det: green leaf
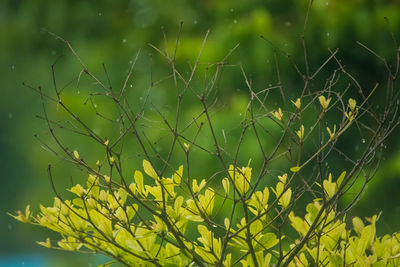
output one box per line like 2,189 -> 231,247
255,233 -> 279,251
98,260 -> 117,267
289,212 -> 308,236
306,202 -> 320,223
328,255 -> 343,266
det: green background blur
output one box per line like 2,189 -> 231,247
1,0 -> 400,266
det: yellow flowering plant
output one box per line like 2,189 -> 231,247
11,5 -> 400,266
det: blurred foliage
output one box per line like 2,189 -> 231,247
1,0 -> 400,265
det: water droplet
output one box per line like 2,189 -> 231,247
233,19 -> 238,24
326,32 -> 330,37
11,65 -> 15,70
212,224 -> 217,228
361,139 -> 365,143
122,39 -> 127,44
230,8 -> 234,12
194,20 -> 198,25
139,97 -> 143,100
130,84 -> 133,88
326,2 -> 329,5
268,84 -> 272,87
51,50 -> 57,55
236,88 -> 240,92
94,104 -> 97,108
239,113 -> 242,116
8,113 -> 13,119
77,90 -> 80,94
285,21 -> 291,27
98,12 -> 102,16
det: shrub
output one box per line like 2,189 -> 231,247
11,161 -> 400,266
10,14 -> 400,267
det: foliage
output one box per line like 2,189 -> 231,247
289,202 -> 400,267
10,161 -> 400,266
7,1 -> 400,266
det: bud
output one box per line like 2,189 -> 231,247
348,98 -> 356,111
318,95 -> 331,110
73,150 -> 80,159
272,108 -> 283,121
291,98 -> 301,110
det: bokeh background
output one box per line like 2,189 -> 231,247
1,0 -> 400,266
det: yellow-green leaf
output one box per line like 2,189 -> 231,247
143,160 -> 158,179
352,217 -> 365,236
173,165 -> 183,184
336,171 -> 346,189
255,233 -> 279,251
290,166 -> 301,173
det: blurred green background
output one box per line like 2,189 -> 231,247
1,0 -> 400,266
